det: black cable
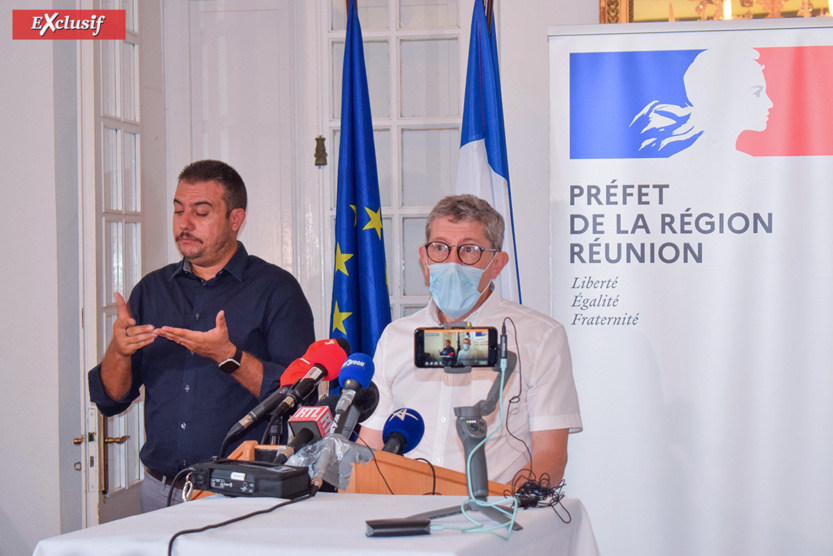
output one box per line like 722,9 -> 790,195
354,435 -> 397,495
413,457 -> 440,495
505,471 -> 571,524
167,493 -> 311,556
500,317 -> 533,464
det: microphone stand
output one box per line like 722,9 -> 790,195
406,351 -> 522,531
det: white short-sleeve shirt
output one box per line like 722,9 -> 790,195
364,289 -> 582,485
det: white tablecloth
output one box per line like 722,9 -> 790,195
34,493 -> 600,556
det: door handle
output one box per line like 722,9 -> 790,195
104,435 -> 130,445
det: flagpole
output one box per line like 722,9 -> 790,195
486,0 -> 494,33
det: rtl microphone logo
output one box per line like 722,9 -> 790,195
13,10 -> 126,40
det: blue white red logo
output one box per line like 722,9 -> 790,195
570,46 -> 833,158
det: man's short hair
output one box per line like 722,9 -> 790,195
425,194 -> 504,250
178,160 -> 247,214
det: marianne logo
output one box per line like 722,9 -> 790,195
13,10 -> 126,40
570,46 -> 833,158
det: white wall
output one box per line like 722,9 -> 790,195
0,2 -> 73,553
499,1 -> 599,315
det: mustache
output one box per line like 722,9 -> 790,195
176,232 -> 202,243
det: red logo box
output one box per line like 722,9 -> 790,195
13,10 -> 126,40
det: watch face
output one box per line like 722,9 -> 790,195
219,348 -> 242,373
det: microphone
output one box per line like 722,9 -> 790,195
335,381 -> 379,441
274,401 -> 336,465
270,338 -> 348,421
382,408 -> 425,455
223,338 -> 348,442
223,358 -> 310,443
330,353 -> 375,437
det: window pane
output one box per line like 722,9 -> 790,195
400,38 -> 459,117
333,40 -> 390,120
106,414 -> 127,490
375,128 -> 392,207
103,127 -> 122,211
332,128 -> 392,209
101,40 -> 119,118
399,0 -> 458,29
403,217 -> 428,296
402,305 -> 424,317
122,42 -> 139,122
332,0 -> 389,31
124,222 -> 141,297
123,132 -> 140,212
401,127 -> 459,206
103,310 -> 117,359
125,0 -> 138,33
383,217 -> 394,295
105,220 -> 124,303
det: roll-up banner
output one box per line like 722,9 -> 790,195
549,19 -> 833,555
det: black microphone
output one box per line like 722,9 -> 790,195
223,358 -> 310,444
222,338 -> 349,445
335,381 -> 379,440
382,408 -> 425,455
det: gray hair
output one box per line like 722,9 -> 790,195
425,194 -> 504,250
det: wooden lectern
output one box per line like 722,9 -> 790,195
346,449 -> 509,496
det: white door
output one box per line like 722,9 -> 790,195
80,0 -> 167,525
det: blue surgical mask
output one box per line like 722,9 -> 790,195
428,260 -> 491,319
462,344 -> 470,351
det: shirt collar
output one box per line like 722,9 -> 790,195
170,241 -> 248,282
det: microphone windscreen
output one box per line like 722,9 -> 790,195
334,337 -> 351,355
306,340 -> 348,380
338,353 -> 375,389
382,408 -> 425,454
353,381 -> 380,422
279,358 -> 313,387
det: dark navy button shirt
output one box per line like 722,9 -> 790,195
88,243 -> 315,476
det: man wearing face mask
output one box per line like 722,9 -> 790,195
361,195 -> 582,485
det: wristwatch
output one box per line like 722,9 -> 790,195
219,346 -> 243,374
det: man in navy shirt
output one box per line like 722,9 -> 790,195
88,160 -> 315,512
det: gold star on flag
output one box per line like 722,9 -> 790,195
334,243 -> 353,276
363,206 -> 383,240
331,302 -> 352,335
350,204 -> 357,226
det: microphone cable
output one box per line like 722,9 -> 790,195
165,467 -> 196,508
506,470 -> 571,524
166,493 -> 312,556
500,316 -> 533,464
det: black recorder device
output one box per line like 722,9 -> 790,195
189,459 -> 310,499
414,326 -> 498,369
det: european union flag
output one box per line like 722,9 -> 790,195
330,0 -> 391,356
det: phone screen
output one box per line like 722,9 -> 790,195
414,327 -> 498,368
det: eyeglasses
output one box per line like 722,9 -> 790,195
423,242 -> 499,265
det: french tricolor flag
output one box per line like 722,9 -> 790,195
456,0 -> 521,303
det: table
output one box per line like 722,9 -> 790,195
34,493 -> 600,556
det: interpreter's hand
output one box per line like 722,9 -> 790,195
156,310 -> 236,364
112,292 -> 156,357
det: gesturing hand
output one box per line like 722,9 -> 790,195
156,310 -> 236,364
113,292 -> 156,357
